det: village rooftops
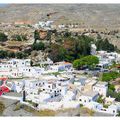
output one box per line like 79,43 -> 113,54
39,75 -> 58,81
82,90 -> 99,98
86,79 -> 97,86
95,81 -> 108,87
55,61 -> 72,65
105,97 -> 115,103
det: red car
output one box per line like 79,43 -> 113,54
0,77 -> 10,96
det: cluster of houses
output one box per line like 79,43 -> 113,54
33,21 -> 54,30
0,59 -> 73,79
0,45 -> 120,115
33,20 -> 83,30
0,59 -> 120,116
91,44 -> 120,70
4,71 -> 119,116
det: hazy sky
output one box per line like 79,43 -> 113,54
0,4 -> 8,7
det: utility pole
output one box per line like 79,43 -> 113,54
22,82 -> 26,102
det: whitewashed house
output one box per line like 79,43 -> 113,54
11,81 -> 24,93
0,63 -> 23,78
91,44 -> 97,55
62,90 -> 76,101
7,59 -> 31,68
106,104 -> 119,115
18,67 -> 44,78
84,101 -> 103,111
0,63 -> 11,77
93,81 -> 108,97
78,91 -> 99,105
105,96 -> 115,105
10,68 -> 23,78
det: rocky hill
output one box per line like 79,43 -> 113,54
0,3 -> 120,62
0,4 -> 120,29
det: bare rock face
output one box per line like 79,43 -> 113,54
39,29 -> 48,40
29,50 -> 48,65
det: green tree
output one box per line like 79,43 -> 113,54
0,50 -> 8,59
48,43 -> 67,62
15,52 -> 27,59
34,30 -> 40,43
97,95 -> 104,103
95,38 -> 115,52
108,83 -> 115,91
8,51 -> 15,58
12,34 -> 27,41
0,32 -> 8,42
32,42 -> 45,51
102,72 -> 120,82
73,59 -> 85,70
73,55 -> 99,70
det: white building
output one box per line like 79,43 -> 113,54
106,104 -> 119,115
93,81 -> 108,97
18,67 -> 44,78
84,101 -> 103,111
62,90 -> 76,101
78,91 -> 99,105
91,44 -> 97,55
7,59 -> 31,68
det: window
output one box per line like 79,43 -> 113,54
79,99 -> 82,101
113,110 -> 115,113
48,85 -> 50,88
84,100 -> 86,102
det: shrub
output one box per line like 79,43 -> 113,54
0,32 -> 8,42
11,34 -> 27,41
32,42 -> 45,51
15,52 -> 27,59
102,72 -> 120,82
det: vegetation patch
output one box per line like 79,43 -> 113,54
80,107 -> 94,116
73,55 -> 99,70
102,71 -> 120,82
0,101 -> 5,115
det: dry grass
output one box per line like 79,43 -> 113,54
80,107 -> 95,116
35,109 -> 56,116
0,101 -> 5,115
14,103 -> 56,116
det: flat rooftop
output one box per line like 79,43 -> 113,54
82,91 -> 98,98
95,81 -> 108,87
3,92 -> 22,97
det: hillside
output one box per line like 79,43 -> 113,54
0,4 -> 120,62
0,4 -> 120,29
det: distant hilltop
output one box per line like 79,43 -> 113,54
0,4 -> 120,29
